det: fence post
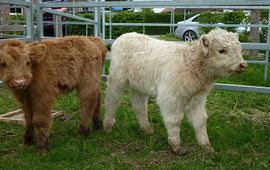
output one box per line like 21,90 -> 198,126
36,0 -> 44,40
25,0 -> 34,41
109,7 -> 112,39
264,6 -> 270,80
94,0 -> 101,37
102,0 -> 106,39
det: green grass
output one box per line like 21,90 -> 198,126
1,65 -> 270,169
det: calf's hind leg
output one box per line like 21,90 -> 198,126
130,89 -> 153,134
78,82 -> 99,138
92,90 -> 102,130
103,76 -> 126,132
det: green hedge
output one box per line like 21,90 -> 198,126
197,11 -> 246,33
67,12 -> 195,38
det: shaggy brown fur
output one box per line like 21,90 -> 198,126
0,36 -> 107,154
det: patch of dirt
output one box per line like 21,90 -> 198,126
99,141 -> 217,168
227,103 -> 270,125
249,108 -> 270,124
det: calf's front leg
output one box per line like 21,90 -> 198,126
186,97 -> 215,153
23,107 -> 34,146
32,95 -> 55,154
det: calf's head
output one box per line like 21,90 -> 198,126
0,40 -> 46,90
199,29 -> 247,78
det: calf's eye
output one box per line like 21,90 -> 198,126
27,61 -> 32,67
0,63 -> 6,68
219,49 -> 227,54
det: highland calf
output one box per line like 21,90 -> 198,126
104,29 -> 247,154
0,36 -> 106,153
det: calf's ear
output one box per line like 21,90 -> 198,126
30,44 -> 47,63
200,35 -> 209,56
8,40 -> 25,48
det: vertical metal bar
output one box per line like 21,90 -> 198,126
72,0 -> 75,15
55,15 -> 59,37
97,1 -> 101,37
94,0 -> 98,36
109,7 -> 112,39
172,8 -> 175,33
184,8 -> 186,21
101,0 -> 106,75
86,24 -> 88,36
170,8 -> 172,34
93,0 -> 101,37
102,0 -> 106,39
36,0 -> 44,40
264,6 -> 270,80
25,0 -> 33,41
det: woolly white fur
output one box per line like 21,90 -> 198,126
104,29 -> 246,152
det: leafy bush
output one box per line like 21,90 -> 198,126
67,13 -> 95,36
198,11 -> 246,33
107,12 -> 145,38
5,14 -> 26,24
223,11 -> 246,32
67,11 -> 195,38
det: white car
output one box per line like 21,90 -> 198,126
175,14 -> 201,42
175,14 -> 249,42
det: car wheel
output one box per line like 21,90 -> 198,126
183,30 -> 198,42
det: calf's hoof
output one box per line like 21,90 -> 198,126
103,119 -> 115,133
38,147 -> 49,155
23,139 -> 34,146
93,120 -> 103,130
142,126 -> 154,135
171,146 -> 189,156
202,145 -> 217,155
79,125 -> 90,138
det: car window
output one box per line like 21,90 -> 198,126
192,17 -> 198,22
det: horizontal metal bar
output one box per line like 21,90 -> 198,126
41,1 -> 270,8
43,21 -> 95,25
104,39 -> 114,45
0,37 -> 32,42
105,23 -> 268,28
169,6 -> 270,10
214,83 -> 270,94
0,0 -> 30,6
241,43 -> 270,50
245,60 -> 267,64
43,8 -> 96,23
0,25 -> 26,32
